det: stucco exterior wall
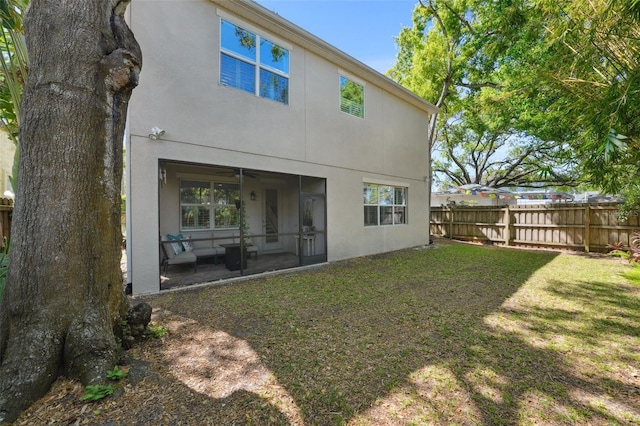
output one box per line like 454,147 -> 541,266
0,132 -> 15,196
126,0 -> 435,294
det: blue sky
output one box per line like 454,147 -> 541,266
256,0 -> 418,74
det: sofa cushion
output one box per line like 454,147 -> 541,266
182,236 -> 193,252
167,250 -> 197,265
192,247 -> 217,257
160,235 -> 176,259
167,233 -> 184,255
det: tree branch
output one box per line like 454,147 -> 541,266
458,81 -> 501,90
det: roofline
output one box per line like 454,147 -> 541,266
209,0 -> 439,115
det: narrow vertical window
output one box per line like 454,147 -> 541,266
340,75 -> 364,118
220,20 -> 256,95
363,183 -> 379,226
213,183 -> 240,229
180,181 -> 212,230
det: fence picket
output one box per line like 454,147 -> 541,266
0,197 -> 13,249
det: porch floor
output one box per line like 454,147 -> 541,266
160,251 -> 301,291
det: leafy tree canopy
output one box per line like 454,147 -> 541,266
0,0 -> 28,192
390,0 -> 582,190
390,0 -> 640,212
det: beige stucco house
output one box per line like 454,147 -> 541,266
125,0 -> 438,295
0,132 -> 15,198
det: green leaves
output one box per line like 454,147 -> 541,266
390,0 -> 585,188
599,129 -> 628,162
80,366 -> 126,402
80,385 -> 113,402
623,0 -> 640,20
390,0 -> 640,200
0,0 -> 28,190
145,322 -> 168,339
106,366 -> 127,381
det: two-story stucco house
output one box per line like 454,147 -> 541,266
125,0 -> 438,295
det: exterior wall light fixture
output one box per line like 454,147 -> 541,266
250,190 -> 256,201
149,126 -> 165,140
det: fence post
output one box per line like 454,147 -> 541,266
584,204 -> 590,252
0,197 -> 13,249
448,206 -> 454,239
504,206 -> 511,246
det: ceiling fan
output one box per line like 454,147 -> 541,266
211,167 -> 259,179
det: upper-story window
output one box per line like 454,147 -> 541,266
340,75 -> 364,118
220,19 -> 290,105
363,183 -> 407,226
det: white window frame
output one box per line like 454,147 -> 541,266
180,180 -> 240,231
218,14 -> 291,104
363,183 -> 408,226
339,70 -> 365,119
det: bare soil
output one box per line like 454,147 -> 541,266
14,307 -> 299,426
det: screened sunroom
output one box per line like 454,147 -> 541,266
158,161 -> 327,290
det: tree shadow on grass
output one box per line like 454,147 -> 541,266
453,274 -> 640,425
141,245 -> 640,425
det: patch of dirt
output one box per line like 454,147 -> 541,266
14,309 -> 299,426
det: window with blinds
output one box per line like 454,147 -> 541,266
220,19 -> 289,105
363,183 -> 407,226
180,180 -> 240,230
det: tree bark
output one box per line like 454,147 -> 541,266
0,1 -> 141,423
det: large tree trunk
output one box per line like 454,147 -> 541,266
0,1 -> 141,423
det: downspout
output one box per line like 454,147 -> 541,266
124,119 -> 133,291
124,2 -> 134,292
426,111 -> 438,244
239,168 -> 245,275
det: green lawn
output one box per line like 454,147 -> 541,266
143,242 -> 640,425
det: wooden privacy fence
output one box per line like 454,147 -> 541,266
0,197 -> 12,249
0,199 -> 124,249
430,203 -> 640,253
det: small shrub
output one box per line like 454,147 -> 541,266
106,365 -> 127,381
145,322 -> 168,339
607,231 -> 640,263
629,231 -> 640,263
80,384 -> 114,402
608,248 -> 631,261
607,241 -> 626,251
